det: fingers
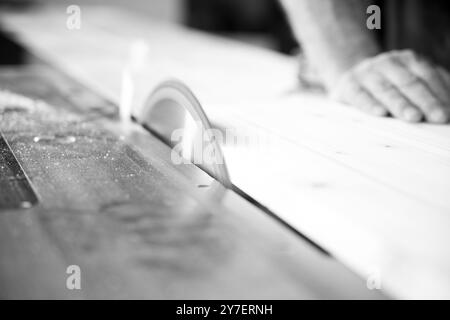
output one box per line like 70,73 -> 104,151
331,72 -> 388,117
376,52 -> 449,123
399,51 -> 450,104
357,70 -> 423,122
331,50 -> 450,124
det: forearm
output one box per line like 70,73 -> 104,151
280,0 -> 381,88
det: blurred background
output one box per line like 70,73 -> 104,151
0,0 -> 299,64
2,0 -> 450,66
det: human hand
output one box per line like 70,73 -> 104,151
330,50 -> 450,123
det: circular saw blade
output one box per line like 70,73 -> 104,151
135,79 -> 231,188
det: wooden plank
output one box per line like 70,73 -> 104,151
1,6 -> 449,298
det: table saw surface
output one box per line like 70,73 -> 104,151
1,5 -> 450,299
